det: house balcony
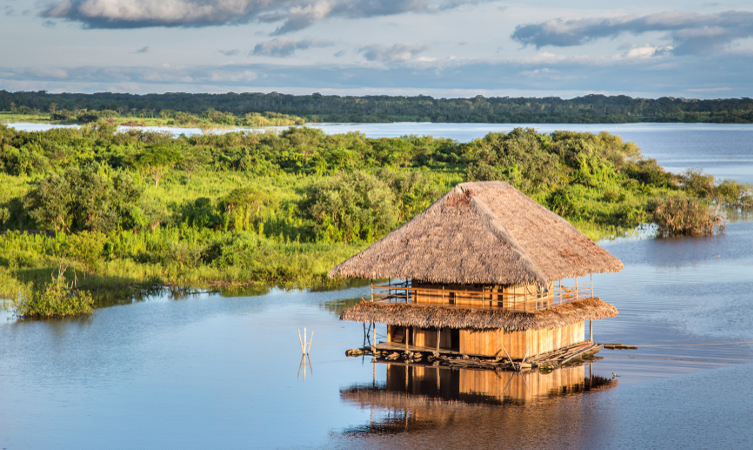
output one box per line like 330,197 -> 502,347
369,276 -> 594,312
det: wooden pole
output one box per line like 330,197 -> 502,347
437,328 -> 441,352
590,320 -> 593,342
370,281 -> 373,302
500,343 -> 516,371
298,329 -> 305,354
591,273 -> 594,298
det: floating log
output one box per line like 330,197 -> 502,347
602,343 -> 638,350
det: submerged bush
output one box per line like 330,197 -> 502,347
9,261 -> 93,318
648,195 -> 724,237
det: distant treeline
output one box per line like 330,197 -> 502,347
2,90 -> 753,124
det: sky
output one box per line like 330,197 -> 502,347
1,0 -> 753,98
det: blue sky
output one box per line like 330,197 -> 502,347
2,0 -> 752,98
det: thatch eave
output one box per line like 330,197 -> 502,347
339,298 -> 618,331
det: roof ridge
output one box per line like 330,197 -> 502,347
463,186 -> 548,285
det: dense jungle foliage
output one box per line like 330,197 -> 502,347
1,122 -> 750,316
3,90 -> 753,124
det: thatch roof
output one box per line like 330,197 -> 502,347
329,181 -> 623,285
340,297 -> 618,331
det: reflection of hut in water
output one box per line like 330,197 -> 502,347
332,181 -> 623,360
340,364 -> 617,434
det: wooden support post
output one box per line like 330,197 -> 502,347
406,327 -> 410,351
370,281 -> 373,302
406,278 -> 409,303
575,276 -> 579,301
590,320 -> 593,342
500,343 -> 516,371
591,273 -> 594,298
437,328 -> 441,352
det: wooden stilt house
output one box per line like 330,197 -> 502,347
331,181 -> 623,360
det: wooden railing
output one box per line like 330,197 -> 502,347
370,277 -> 593,312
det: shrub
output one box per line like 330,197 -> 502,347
547,188 -> 577,217
301,171 -> 398,243
682,169 -> 715,198
9,261 -> 93,318
66,231 -> 107,273
25,163 -> 142,233
648,195 -> 724,237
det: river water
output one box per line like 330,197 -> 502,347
2,123 -> 753,449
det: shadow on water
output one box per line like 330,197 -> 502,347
338,363 -> 615,436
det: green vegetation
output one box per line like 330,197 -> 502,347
1,122 -> 750,317
3,259 -> 93,318
0,106 -> 305,128
3,90 -> 753,123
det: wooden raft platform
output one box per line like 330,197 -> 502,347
351,341 -> 602,372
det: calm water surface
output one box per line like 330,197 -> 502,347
2,123 -> 753,449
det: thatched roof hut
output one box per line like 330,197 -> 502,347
329,181 -> 623,285
340,297 -> 617,331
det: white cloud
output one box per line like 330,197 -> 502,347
252,37 -> 333,57
359,43 -> 430,62
40,0 -> 478,35
512,10 -> 753,55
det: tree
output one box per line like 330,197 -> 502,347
134,144 -> 182,187
301,171 -> 398,243
25,163 -> 142,233
220,187 -> 275,233
180,146 -> 211,183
